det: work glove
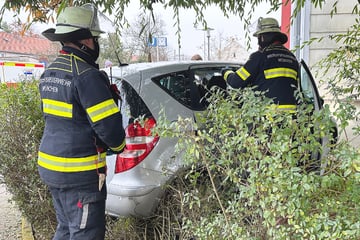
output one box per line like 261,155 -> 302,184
221,67 -> 234,81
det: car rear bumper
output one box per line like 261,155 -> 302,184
105,185 -> 162,217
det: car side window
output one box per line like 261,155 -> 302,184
153,71 -> 199,109
160,74 -> 189,102
152,65 -> 240,111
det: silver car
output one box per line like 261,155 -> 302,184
103,60 -> 336,218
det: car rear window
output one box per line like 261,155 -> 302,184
116,78 -> 152,125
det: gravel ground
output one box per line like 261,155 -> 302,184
0,182 -> 22,240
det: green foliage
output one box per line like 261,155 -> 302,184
0,81 -> 56,238
0,1 -> 359,238
153,88 -> 360,239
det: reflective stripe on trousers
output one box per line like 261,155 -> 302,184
49,183 -> 106,240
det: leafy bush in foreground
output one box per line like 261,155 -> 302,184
1,82 -> 359,240
0,81 -> 56,238
153,88 -> 360,240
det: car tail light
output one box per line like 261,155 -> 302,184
115,117 -> 159,173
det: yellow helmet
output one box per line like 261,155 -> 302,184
42,3 -> 104,42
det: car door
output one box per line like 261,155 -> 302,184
299,60 -> 335,173
299,60 -> 323,112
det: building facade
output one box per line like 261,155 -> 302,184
288,0 -> 359,145
0,31 -> 60,66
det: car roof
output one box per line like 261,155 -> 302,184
102,60 -> 242,78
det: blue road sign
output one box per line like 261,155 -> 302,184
148,37 -> 157,47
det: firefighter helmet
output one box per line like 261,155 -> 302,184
42,3 -> 104,42
253,17 -> 288,44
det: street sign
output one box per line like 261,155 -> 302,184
148,37 -> 157,47
148,37 -> 167,47
157,37 -> 167,47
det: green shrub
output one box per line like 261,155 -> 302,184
0,81 -> 56,238
1,81 -> 359,240
153,87 -> 360,240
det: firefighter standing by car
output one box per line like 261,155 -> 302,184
222,17 -> 299,112
38,4 -> 125,240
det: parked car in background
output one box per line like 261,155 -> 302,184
103,60 -> 337,218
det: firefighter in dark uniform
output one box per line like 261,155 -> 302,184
222,17 -> 299,112
39,4 -> 125,240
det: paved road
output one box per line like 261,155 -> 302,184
0,182 -> 22,240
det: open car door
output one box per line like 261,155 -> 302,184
299,60 -> 323,111
298,60 -> 337,174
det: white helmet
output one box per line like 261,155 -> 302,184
42,3 -> 104,42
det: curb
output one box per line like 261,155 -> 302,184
21,217 -> 35,240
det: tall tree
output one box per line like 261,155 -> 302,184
98,32 -> 127,68
122,11 -> 169,62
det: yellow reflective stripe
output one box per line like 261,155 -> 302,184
236,67 -> 250,81
42,99 -> 73,118
275,104 -> 297,113
264,68 -> 297,80
38,151 -> 106,172
110,139 -> 126,152
86,99 -> 120,123
223,70 -> 233,81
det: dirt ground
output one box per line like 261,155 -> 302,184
0,181 -> 22,240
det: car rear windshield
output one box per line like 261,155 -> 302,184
115,78 -> 152,126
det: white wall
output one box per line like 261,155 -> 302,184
309,0 -> 358,66
309,0 -> 359,146
291,0 -> 359,146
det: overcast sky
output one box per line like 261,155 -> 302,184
127,1 -> 281,59
1,0 -> 280,59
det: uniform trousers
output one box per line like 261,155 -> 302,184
48,182 -> 106,240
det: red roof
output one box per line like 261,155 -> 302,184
0,31 -> 57,56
